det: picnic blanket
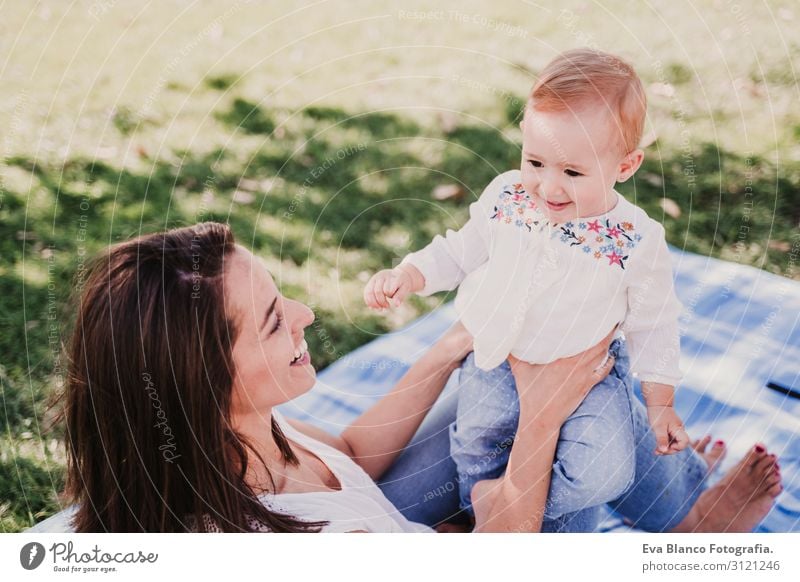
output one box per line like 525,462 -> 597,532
27,247 -> 800,532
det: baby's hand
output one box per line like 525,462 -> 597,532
363,264 -> 424,309
646,405 -> 689,455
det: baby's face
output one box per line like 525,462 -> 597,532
520,105 -> 638,223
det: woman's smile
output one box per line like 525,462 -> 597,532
290,339 -> 311,366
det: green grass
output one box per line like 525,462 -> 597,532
1,0 -> 799,531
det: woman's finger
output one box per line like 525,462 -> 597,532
587,355 -> 614,392
593,354 -> 614,376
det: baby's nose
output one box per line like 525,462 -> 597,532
539,178 -> 562,197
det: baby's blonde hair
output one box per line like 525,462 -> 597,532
528,48 -> 647,155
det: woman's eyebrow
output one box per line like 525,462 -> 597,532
260,296 -> 278,331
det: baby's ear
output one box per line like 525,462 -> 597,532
616,149 -> 644,182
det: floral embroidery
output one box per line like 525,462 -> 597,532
587,220 -> 603,234
491,183 -> 643,270
490,183 -> 543,233
555,216 -> 640,269
572,217 -> 639,270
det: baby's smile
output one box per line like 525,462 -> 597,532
543,199 -> 573,212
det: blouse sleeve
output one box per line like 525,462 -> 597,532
621,221 -> 684,386
401,171 -> 514,296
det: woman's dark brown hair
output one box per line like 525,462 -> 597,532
62,222 -> 323,532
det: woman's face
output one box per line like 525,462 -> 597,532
226,246 -> 316,415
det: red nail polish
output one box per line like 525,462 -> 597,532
714,440 -> 724,446
755,445 -> 765,453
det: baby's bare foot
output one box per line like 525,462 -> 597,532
690,435 -> 727,474
673,444 -> 782,532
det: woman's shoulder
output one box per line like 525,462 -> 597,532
283,417 -> 355,459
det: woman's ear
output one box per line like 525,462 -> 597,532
616,149 -> 644,182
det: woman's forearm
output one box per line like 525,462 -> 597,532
473,408 -> 561,532
341,347 -> 459,480
473,335 -> 615,532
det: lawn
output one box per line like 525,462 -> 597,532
1,0 -> 799,531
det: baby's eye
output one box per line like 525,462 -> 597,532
528,160 -> 543,168
565,169 -> 583,177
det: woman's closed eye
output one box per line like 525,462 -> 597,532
270,313 -> 283,335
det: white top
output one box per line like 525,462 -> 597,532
30,411 -> 432,534
252,410 -> 433,533
403,169 -> 683,384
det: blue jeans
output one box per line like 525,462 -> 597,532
377,344 -> 708,532
451,339 -> 636,521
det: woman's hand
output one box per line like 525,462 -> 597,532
508,328 -> 617,428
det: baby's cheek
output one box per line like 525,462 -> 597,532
520,165 -> 538,189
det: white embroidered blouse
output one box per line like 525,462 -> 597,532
402,169 -> 683,385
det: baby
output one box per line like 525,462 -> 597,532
364,49 -> 689,522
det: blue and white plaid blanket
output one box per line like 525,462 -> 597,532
28,247 -> 800,532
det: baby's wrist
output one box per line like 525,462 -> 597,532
642,382 -> 675,408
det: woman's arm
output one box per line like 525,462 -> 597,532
340,322 -> 473,480
472,331 -> 616,532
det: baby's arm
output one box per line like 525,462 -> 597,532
622,222 -> 688,455
642,382 -> 689,455
364,171 -> 513,310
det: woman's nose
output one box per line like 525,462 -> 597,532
292,300 -> 315,331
